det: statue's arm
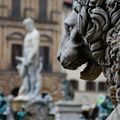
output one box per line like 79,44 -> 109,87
16,56 -> 24,62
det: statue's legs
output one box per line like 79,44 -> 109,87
27,64 -> 41,98
18,76 -> 29,96
33,73 -> 42,96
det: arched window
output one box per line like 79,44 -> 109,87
39,0 -> 48,21
11,0 -> 21,18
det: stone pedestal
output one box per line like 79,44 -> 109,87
106,104 -> 120,120
12,100 -> 27,112
55,101 -> 81,120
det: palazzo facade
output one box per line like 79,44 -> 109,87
0,0 -> 65,101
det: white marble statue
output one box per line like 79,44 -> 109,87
15,18 -> 42,101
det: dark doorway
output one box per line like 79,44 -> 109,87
11,44 -> 22,70
39,46 -> 51,72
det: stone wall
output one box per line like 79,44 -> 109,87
42,73 -> 66,101
0,71 -> 20,95
0,71 -> 65,101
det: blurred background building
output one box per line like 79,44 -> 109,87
0,0 -> 108,104
0,0 -> 65,101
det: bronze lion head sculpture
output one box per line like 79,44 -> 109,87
57,0 -> 120,81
